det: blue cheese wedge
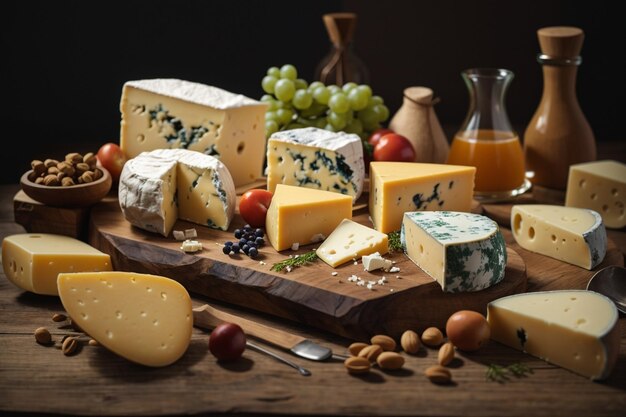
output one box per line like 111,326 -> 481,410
511,205 -> 606,270
267,127 -> 365,201
120,79 -> 268,187
401,211 -> 506,292
119,149 -> 235,236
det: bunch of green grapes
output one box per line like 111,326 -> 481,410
261,64 -> 389,140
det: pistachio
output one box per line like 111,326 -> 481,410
52,313 -> 68,322
75,162 -> 90,175
357,344 -> 383,362
34,327 -> 52,345
61,177 -> 75,187
83,152 -> 97,168
35,177 -> 45,185
421,327 -> 444,347
400,330 -> 421,354
425,365 -> 452,384
62,336 -> 79,356
438,342 -> 455,366
66,152 -> 83,165
44,158 -> 59,168
47,166 -> 59,175
43,174 -> 60,186
27,171 -> 39,182
80,171 -> 94,183
348,342 -> 369,357
57,161 -> 75,176
92,168 -> 103,180
344,356 -> 371,375
376,351 -> 405,370
31,160 -> 46,176
370,334 -> 396,351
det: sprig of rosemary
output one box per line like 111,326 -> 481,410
486,362 -> 533,383
388,230 -> 402,252
270,250 -> 318,272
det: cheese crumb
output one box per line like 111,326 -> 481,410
310,233 -> 326,243
331,272 -> 338,276
259,261 -> 266,266
184,228 -> 197,239
173,230 -> 185,241
285,266 -> 293,273
366,282 -> 374,290
181,239 -> 202,253
389,266 -> 400,273
354,261 -> 358,265
291,242 -> 300,251
390,288 -> 394,292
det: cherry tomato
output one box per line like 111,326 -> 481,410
97,143 -> 127,182
373,133 -> 416,162
239,189 -> 273,227
445,310 -> 490,352
209,322 -> 246,361
367,128 -> 394,147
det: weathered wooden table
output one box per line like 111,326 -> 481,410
2,160 -> 626,417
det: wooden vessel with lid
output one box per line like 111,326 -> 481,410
524,26 -> 596,190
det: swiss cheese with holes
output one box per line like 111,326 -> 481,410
57,272 -> 192,367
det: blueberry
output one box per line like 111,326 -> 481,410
224,241 -> 233,247
231,244 -> 240,253
243,225 -> 252,233
247,241 -> 257,249
239,238 -> 248,246
234,229 -> 242,239
248,247 -> 258,259
255,237 -> 265,246
242,244 -> 250,254
255,229 -> 264,237
222,246 -> 231,255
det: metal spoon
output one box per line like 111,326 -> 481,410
587,265 -> 626,314
246,340 -> 312,376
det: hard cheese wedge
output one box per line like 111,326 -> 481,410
57,271 -> 193,367
369,162 -> 475,233
119,148 -> 236,236
120,79 -> 268,187
316,219 -> 388,267
565,160 -> 626,228
267,127 -> 365,201
511,205 -> 607,270
487,290 -> 620,380
401,211 -> 507,292
2,234 -> 112,296
266,184 -> 352,251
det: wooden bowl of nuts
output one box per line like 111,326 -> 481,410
20,152 -> 112,207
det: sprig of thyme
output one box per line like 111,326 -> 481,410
270,251 -> 318,272
486,362 -> 533,383
388,230 -> 402,252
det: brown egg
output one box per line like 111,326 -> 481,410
445,310 -> 490,352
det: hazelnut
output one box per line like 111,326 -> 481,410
80,171 -> 94,183
31,160 -> 46,176
44,158 -> 59,168
75,162 -> 90,175
43,174 -> 60,186
83,152 -> 97,169
61,177 -> 75,187
65,152 -> 83,165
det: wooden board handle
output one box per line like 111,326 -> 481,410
193,304 -> 305,350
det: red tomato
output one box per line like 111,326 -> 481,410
373,133 -> 416,162
445,310 -> 490,352
209,322 -> 246,361
239,189 -> 273,227
97,143 -> 127,182
367,128 -> 394,147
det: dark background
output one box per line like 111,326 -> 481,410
2,0 -> 624,184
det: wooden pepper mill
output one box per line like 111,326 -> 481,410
389,87 -> 449,163
524,26 -> 596,190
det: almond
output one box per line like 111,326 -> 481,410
344,356 -> 370,374
348,342 -> 369,356
438,342 -> 455,366
34,327 -> 52,345
400,330 -> 420,354
51,313 -> 67,322
370,334 -> 396,351
421,327 -> 444,347
425,365 -> 452,384
376,351 -> 405,370
358,344 -> 382,362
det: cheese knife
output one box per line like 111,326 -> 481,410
192,304 -> 348,361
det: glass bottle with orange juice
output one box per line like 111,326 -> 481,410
447,68 -> 529,198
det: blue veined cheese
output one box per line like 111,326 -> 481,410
120,79 -> 268,187
267,127 -> 365,201
511,205 -> 607,270
401,211 -> 507,292
119,149 -> 235,236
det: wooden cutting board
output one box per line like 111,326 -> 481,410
89,199 -> 526,340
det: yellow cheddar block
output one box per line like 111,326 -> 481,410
2,234 -> 112,296
266,184 -> 353,252
58,271 -> 193,367
369,162 -> 476,233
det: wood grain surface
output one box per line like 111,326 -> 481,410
2,178 -> 626,417
88,199 -> 526,340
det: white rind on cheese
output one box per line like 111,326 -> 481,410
316,219 -> 389,268
401,211 -> 506,292
1,234 -> 112,296
58,271 -> 193,367
120,78 -> 268,186
511,205 -> 607,270
267,127 -> 365,201
487,290 -> 620,380
119,149 -> 235,236
565,160 -> 626,229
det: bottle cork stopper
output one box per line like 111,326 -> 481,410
537,26 -> 584,58
323,13 -> 357,46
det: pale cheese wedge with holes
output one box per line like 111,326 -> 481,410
58,271 -> 192,367
511,205 -> 607,270
316,219 -> 388,268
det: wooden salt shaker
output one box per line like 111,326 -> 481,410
524,26 -> 596,190
389,87 -> 449,163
